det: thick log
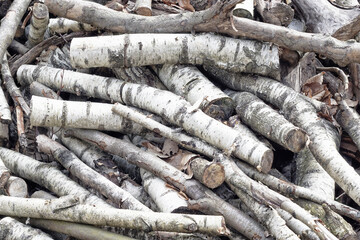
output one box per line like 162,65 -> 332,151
26,3 -> 49,48
0,196 -> 227,235
255,0 -> 294,26
70,33 -> 280,79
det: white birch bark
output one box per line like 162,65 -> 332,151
235,160 -> 360,223
227,90 -> 308,153
70,33 -> 280,79
66,129 -> 269,239
219,156 -> 337,240
0,217 -> 54,240
208,68 -> 360,206
113,66 -> 167,90
0,0 -> 32,61
29,81 -> 62,100
0,147 -> 111,208
28,219 -> 135,240
333,0 -> 359,7
31,190 -> 57,199
48,18 -> 97,34
228,184 -> 300,240
135,0 -> 152,16
26,3 -> 49,48
335,97 -> 360,151
295,148 -> 335,201
17,65 -> 126,102
0,80 -> 11,123
118,83 -> 273,172
112,102 -> 220,158
154,64 -> 234,120
233,0 -> 253,18
140,169 -> 188,213
276,208 -> 320,240
0,196 -> 227,235
36,134 -> 151,212
30,96 -> 148,135
0,158 -> 28,197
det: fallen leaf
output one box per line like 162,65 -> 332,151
162,139 -> 179,156
177,0 -> 195,11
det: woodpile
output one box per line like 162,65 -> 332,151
0,0 -> 359,239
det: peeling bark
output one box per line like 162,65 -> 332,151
207,69 -> 360,206
70,33 -> 280,79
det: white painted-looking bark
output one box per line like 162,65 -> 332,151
26,3 -> 49,48
70,33 -> 280,79
0,196 -> 227,235
0,147 -> 111,208
0,79 -> 11,124
30,96 -> 147,135
228,90 -> 307,153
233,0 -> 254,18
17,65 -> 125,103
209,69 -> 360,206
0,217 -> 54,240
155,64 -> 234,120
48,18 -> 97,34
140,169 -> 188,213
120,82 -> 273,173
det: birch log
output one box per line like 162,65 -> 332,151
235,160 -> 360,223
66,129 -> 269,239
26,3 -> 49,48
119,82 -> 273,172
0,217 -> 54,240
232,0 -> 253,18
207,68 -> 360,206
0,158 -> 27,197
28,219 -> 135,240
335,97 -> 360,151
17,65 -> 126,102
0,196 -> 227,235
20,65 -> 272,172
135,0 -> 152,16
0,0 -> 32,61
1,55 -> 30,115
155,64 -> 234,120
0,147 -> 111,208
227,90 -> 307,153
219,156 -> 337,240
48,18 -> 97,34
30,96 -> 148,135
69,34 -> 280,80
254,0 -> 294,26
140,169 -> 189,213
36,134 -> 151,212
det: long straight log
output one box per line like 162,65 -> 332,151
0,196 -> 226,235
70,33 -> 280,79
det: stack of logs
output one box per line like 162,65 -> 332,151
0,0 -> 360,239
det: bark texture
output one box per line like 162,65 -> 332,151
70,33 -> 280,79
207,69 -> 360,206
26,3 -> 49,48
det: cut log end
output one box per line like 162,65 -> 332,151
258,149 -> 273,173
285,128 -> 308,153
202,163 -> 225,189
136,7 -> 152,16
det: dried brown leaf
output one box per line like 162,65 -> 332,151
177,0 -> 195,11
162,139 -> 179,156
